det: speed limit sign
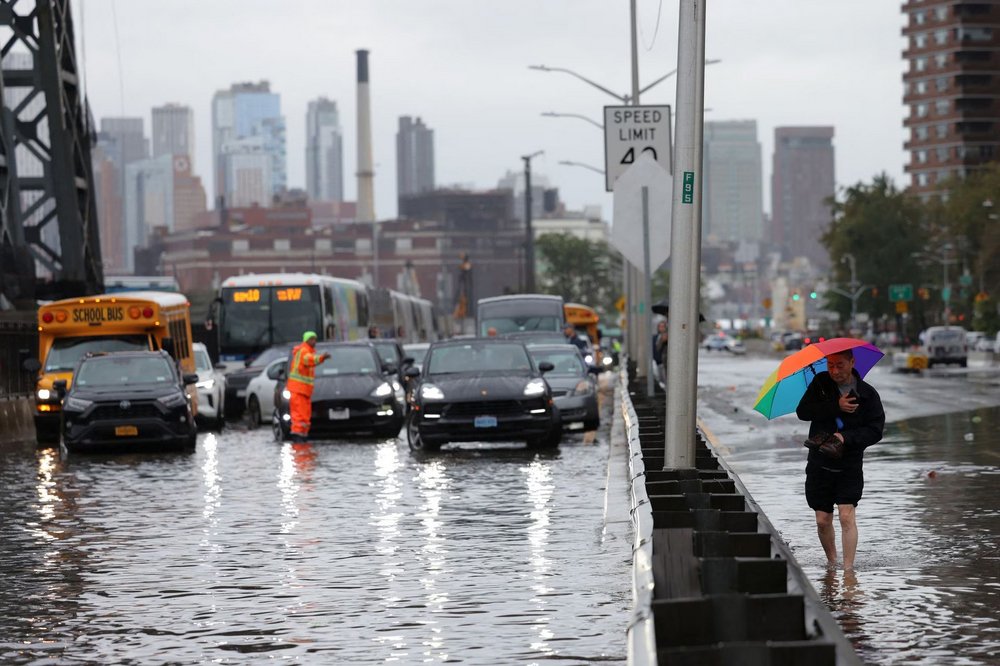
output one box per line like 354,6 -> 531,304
603,105 -> 672,192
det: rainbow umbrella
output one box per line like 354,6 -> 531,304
753,338 -> 884,419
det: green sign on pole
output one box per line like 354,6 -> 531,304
681,171 -> 694,204
889,283 -> 913,302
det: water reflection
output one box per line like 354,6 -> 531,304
719,405 -> 1000,664
524,459 -> 554,655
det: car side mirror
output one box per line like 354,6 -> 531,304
382,363 -> 397,375
538,361 -> 554,373
23,358 -> 41,373
52,379 -> 67,398
182,373 -> 199,385
277,368 -> 287,381
404,366 -> 420,379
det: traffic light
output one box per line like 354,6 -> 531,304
918,287 -> 930,300
791,292 -> 800,301
871,287 -> 879,298
809,291 -> 818,299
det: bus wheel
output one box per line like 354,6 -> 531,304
248,395 -> 262,429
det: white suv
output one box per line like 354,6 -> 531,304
193,342 -> 226,430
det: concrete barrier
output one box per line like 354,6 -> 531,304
620,366 -> 861,666
0,397 -> 35,443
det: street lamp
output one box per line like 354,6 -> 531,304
528,58 -> 721,104
540,111 -> 603,130
826,253 -> 868,333
912,244 -> 956,325
558,160 -> 604,175
522,150 -> 544,293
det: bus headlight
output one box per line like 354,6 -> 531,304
37,388 -> 51,400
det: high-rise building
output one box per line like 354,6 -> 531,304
396,116 -> 435,200
152,103 -> 195,167
902,1 -> 1000,197
305,97 -> 344,202
212,81 -> 286,206
702,120 -> 764,243
97,118 -> 149,273
771,127 -> 835,268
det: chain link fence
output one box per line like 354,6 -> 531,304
0,314 -> 38,399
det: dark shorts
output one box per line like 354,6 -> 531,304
805,465 -> 864,513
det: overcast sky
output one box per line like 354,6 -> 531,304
74,0 -> 907,221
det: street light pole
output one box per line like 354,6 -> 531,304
842,253 -> 858,331
558,160 -> 604,175
541,111 -> 603,130
522,150 -> 543,293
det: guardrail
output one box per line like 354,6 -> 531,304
620,366 -> 861,665
0,314 -> 37,399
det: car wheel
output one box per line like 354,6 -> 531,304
272,411 -> 286,443
406,413 -> 440,452
248,395 -> 262,429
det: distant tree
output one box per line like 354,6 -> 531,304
823,174 -> 930,329
535,233 -> 619,316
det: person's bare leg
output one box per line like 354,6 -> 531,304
815,510 -> 837,566
839,504 -> 858,570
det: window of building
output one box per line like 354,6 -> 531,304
314,238 -> 332,252
333,239 -> 353,253
957,27 -> 993,42
436,238 -> 450,251
935,99 -> 950,115
938,170 -> 951,183
395,238 -> 412,253
935,147 -> 949,162
273,239 -> 290,251
915,103 -> 929,118
914,33 -> 928,48
232,239 -> 249,253
937,123 -> 949,138
934,53 -> 948,68
934,29 -> 948,45
913,10 -> 926,25
356,238 -> 372,254
916,149 -> 929,164
934,6 -> 947,20
915,126 -> 929,140
980,145 -> 996,159
917,173 -> 930,187
915,80 -> 928,94
914,56 -> 928,72
936,76 -> 948,92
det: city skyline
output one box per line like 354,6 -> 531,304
73,0 -> 906,222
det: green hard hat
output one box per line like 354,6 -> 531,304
302,331 -> 318,342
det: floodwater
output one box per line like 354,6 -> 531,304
0,398 -> 629,664
698,352 -> 1000,665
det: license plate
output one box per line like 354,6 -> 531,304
329,407 -> 350,420
474,415 -> 498,428
115,425 -> 138,436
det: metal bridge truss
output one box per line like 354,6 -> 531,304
0,0 -> 102,307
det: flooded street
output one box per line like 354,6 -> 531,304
0,394 -> 630,664
698,351 -> 1000,665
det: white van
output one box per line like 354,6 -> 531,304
923,326 -> 968,367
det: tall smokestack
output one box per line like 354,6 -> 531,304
356,49 -> 375,224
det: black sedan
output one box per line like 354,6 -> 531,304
56,350 -> 198,453
272,342 -> 405,441
527,344 -> 600,432
404,339 -> 561,452
223,343 -> 293,420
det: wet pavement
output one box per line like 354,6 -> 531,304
697,351 -> 1000,665
0,383 -> 630,665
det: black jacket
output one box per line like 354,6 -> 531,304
795,369 -> 885,471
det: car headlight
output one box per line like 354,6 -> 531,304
37,388 -> 51,400
573,379 -> 594,396
281,389 -> 292,400
371,382 -> 393,398
584,354 -> 594,365
64,396 -> 92,412
195,378 -> 214,390
602,355 -> 613,366
524,379 -> 546,397
420,384 -> 445,400
158,392 -> 188,408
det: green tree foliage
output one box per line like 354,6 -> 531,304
822,174 -> 930,326
535,233 -> 620,316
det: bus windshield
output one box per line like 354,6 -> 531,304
220,285 -> 322,355
44,335 -> 149,373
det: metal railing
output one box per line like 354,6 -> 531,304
0,314 -> 38,399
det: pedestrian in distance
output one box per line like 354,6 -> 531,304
286,331 -> 331,443
367,325 -> 379,339
652,320 -> 668,387
796,348 -> 885,571
563,322 -> 587,353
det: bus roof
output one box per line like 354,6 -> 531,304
477,294 -> 564,305
40,291 -> 189,309
220,273 -> 361,288
564,302 -> 599,323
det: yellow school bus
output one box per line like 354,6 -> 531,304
30,291 -> 196,443
564,302 -> 600,346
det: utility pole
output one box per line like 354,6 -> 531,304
522,150 -> 543,293
664,0 -> 707,469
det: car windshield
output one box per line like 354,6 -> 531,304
315,347 -> 380,376
194,349 -> 213,372
529,349 -> 585,375
44,335 -> 148,373
427,342 -> 532,375
75,356 -> 175,387
248,346 -> 291,368
372,341 -> 399,363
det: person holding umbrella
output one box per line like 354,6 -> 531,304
795,347 -> 885,571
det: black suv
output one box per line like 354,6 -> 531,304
56,351 -> 199,452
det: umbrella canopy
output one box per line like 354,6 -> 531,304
753,337 -> 884,419
651,299 -> 706,322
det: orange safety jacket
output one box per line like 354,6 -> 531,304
286,342 -> 324,397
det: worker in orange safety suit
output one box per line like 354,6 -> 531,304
286,330 -> 330,442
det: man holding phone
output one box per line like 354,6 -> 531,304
796,348 -> 885,571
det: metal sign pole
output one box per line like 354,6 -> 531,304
642,186 -> 654,398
